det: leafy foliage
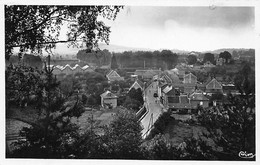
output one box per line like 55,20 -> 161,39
143,134 -> 180,159
7,64 -> 84,158
102,109 -> 143,159
203,53 -> 215,64
161,50 -> 178,70
123,88 -> 144,111
110,54 -> 119,70
76,49 -> 112,66
5,5 -> 123,60
6,64 -> 42,108
113,50 -> 178,70
146,110 -> 173,140
187,55 -> 197,65
219,51 -> 232,64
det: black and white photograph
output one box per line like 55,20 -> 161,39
3,0 -> 259,163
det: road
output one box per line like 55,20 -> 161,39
140,80 -> 166,138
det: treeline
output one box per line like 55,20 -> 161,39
115,50 -> 178,70
77,49 -> 179,70
232,49 -> 255,58
76,49 -> 112,66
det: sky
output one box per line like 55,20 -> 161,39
101,6 -> 255,51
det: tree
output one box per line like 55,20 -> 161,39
8,64 -> 84,158
102,109 -> 143,159
219,51 -> 232,64
232,50 -> 238,58
203,53 -> 215,64
187,55 -> 197,65
197,62 -> 255,161
143,134 -> 179,160
5,5 -> 123,60
6,64 -> 42,108
234,62 -> 255,96
161,50 -> 178,70
124,88 -> 144,111
128,88 -> 143,105
110,54 -> 119,70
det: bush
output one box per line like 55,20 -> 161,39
146,110 -> 173,140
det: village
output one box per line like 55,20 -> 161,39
7,49 -> 253,137
5,5 -> 256,160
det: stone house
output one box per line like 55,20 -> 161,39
205,78 -> 223,94
129,79 -> 144,91
100,91 -> 118,109
106,70 -> 124,82
189,90 -> 209,109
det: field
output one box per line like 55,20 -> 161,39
6,106 -> 118,137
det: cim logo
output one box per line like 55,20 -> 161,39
238,151 -> 255,159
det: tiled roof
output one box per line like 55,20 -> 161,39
62,64 -> 73,70
183,72 -> 197,84
136,79 -> 144,87
82,65 -> 90,70
134,70 -> 147,75
206,78 -> 222,89
129,79 -> 144,91
168,96 -> 180,103
166,87 -> 180,96
168,103 -> 191,109
162,85 -> 172,94
190,91 -> 209,101
106,70 -> 123,81
100,91 -> 118,98
180,95 -> 189,103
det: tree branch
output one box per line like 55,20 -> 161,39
7,39 -> 79,48
7,8 -> 61,44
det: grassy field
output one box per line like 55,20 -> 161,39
6,106 -> 119,136
71,108 -> 117,134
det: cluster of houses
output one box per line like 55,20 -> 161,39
100,68 -> 239,112
49,64 -> 94,75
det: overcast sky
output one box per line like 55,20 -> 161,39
102,6 -> 255,51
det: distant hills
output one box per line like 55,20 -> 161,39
51,43 -> 155,56
14,42 -> 254,57
201,48 -> 254,54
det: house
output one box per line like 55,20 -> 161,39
143,70 -> 160,81
100,91 -> 118,109
71,64 -> 83,73
129,79 -> 144,91
134,69 -> 161,81
189,90 -> 209,109
52,65 -> 63,75
82,65 -> 94,72
106,70 -> 124,82
222,84 -> 240,95
205,77 -> 223,94
183,72 -> 197,84
62,64 -> 73,75
169,68 -> 185,81
165,70 -> 181,83
183,84 -> 197,94
168,95 -> 191,111
161,85 -> 181,108
160,72 -> 174,84
51,64 -> 93,75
